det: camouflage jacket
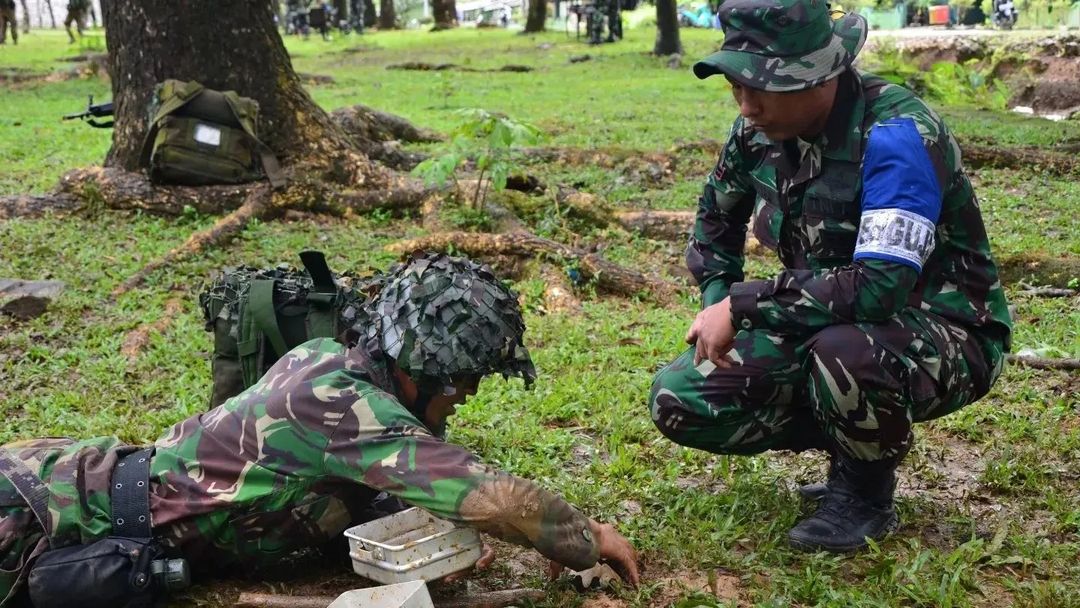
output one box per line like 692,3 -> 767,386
688,69 -> 1012,358
0,339 -> 597,603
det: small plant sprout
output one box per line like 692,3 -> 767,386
411,109 -> 542,210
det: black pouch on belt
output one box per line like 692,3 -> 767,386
20,447 -> 186,608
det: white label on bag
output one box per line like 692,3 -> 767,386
194,124 -> 222,147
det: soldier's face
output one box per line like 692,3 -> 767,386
726,76 -> 839,141
423,376 -> 482,428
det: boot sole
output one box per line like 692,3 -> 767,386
787,513 -> 899,553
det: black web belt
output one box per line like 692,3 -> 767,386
110,448 -> 155,538
0,447 -> 156,540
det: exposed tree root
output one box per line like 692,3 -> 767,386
521,137 -> 1080,181
1007,354 -> 1080,371
0,192 -> 85,220
962,142 -> 1080,176
120,296 -> 183,360
540,263 -> 583,314
386,62 -> 534,73
1015,282 -> 1078,298
388,230 -> 679,303
113,186 -> 273,296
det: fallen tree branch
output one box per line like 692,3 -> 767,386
235,588 -> 545,608
113,185 -> 273,296
436,588 -> 546,608
1007,354 -> 1080,371
388,230 -> 679,303
120,297 -> 183,360
236,593 -> 332,608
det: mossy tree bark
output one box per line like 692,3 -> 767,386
653,0 -> 682,55
525,0 -> 546,32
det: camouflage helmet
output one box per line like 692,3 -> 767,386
349,251 -> 536,391
692,0 -> 867,92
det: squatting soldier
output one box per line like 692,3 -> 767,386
0,253 -> 639,606
0,0 -> 16,46
649,0 -> 1011,552
63,0 -> 89,44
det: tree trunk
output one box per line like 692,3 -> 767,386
101,0 -> 351,171
43,0 -> 56,28
334,0 -> 348,25
524,0 -> 545,32
653,0 -> 682,55
431,0 -> 456,29
364,0 -> 377,26
378,0 -> 397,28
19,0 -> 29,32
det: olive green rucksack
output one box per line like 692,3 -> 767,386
140,80 -> 286,188
199,251 -> 371,408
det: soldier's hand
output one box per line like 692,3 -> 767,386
549,521 -> 640,587
443,543 -> 495,583
685,296 -> 737,368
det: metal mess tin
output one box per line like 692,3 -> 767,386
345,508 -> 483,584
328,581 -> 434,608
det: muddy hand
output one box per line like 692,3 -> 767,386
591,521 -> 640,587
443,543 -> 496,583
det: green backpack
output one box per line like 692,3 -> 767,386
140,80 -> 286,188
199,251 -> 370,408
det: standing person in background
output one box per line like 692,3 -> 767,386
0,0 -> 18,45
64,0 -> 89,43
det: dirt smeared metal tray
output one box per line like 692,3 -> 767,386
328,581 -> 434,608
345,507 -> 482,584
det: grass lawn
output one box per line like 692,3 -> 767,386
1,25 -> 1078,608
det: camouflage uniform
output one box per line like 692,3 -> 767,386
0,339 -> 598,604
0,253 -> 599,604
0,0 -> 16,45
64,0 -> 88,43
650,67 -> 1012,463
651,0 -> 1012,553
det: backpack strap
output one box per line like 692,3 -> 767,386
299,251 -> 337,338
222,93 -> 287,189
0,448 -> 54,545
138,80 -> 206,170
110,448 -> 155,539
249,279 -> 289,359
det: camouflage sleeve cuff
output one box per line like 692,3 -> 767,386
701,279 -> 732,308
728,280 -> 771,331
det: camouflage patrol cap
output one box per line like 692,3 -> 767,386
354,251 -> 536,391
692,0 -> 867,92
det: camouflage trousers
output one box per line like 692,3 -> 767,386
649,309 -> 1004,461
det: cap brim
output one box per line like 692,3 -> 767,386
693,12 -> 867,92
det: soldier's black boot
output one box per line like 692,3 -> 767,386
797,453 -> 837,501
782,420 -> 833,500
788,452 -> 902,553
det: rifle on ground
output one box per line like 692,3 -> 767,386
63,95 -> 115,128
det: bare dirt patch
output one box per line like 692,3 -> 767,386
871,33 -> 1080,114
